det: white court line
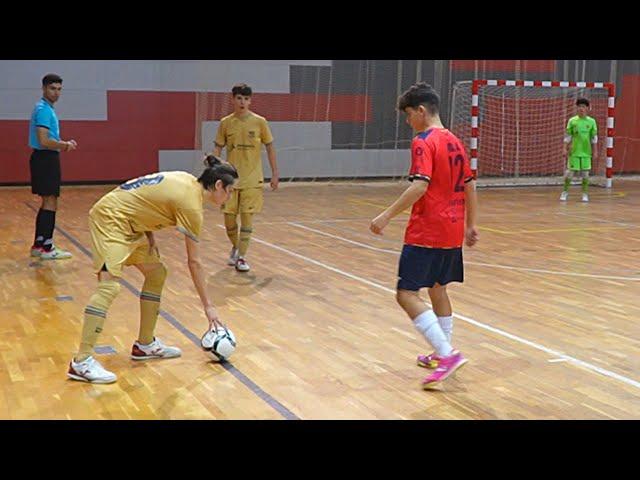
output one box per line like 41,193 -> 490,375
216,225 -> 640,391
460,262 -> 640,282
290,222 -> 400,254
289,222 -> 640,282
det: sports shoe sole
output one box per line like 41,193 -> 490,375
40,254 -> 72,260
67,373 -> 117,384
130,352 -> 182,361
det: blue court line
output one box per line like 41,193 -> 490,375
94,345 -> 117,355
24,202 -> 299,420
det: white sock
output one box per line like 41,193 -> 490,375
438,315 -> 453,343
413,310 -> 453,357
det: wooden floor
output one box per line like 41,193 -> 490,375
1,179 -> 639,419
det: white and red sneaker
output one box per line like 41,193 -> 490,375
235,257 -> 250,272
131,337 -> 182,361
67,356 -> 117,384
227,247 -> 239,266
40,246 -> 72,260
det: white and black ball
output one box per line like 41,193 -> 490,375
201,327 -> 236,361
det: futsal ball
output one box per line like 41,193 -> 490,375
201,327 -> 237,361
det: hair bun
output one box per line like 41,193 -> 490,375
204,154 -> 222,167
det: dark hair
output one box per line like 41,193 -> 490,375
42,73 -> 63,86
397,82 -> 440,115
231,83 -> 252,97
576,97 -> 590,107
198,154 -> 238,190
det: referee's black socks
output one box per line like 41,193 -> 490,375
35,209 -> 56,251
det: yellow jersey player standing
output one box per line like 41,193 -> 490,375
67,156 -> 238,384
212,83 -> 279,272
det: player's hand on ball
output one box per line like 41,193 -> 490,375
465,226 -> 479,247
205,305 -> 225,331
370,213 -> 390,235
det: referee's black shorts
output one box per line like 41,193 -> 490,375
30,149 -> 61,197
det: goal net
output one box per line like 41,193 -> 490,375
450,80 -> 615,187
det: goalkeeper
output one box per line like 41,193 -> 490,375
560,97 -> 598,202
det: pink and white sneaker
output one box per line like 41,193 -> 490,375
131,337 -> 182,361
417,352 -> 443,369
421,350 -> 468,389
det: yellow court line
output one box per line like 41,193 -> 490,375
349,198 -> 394,209
523,191 -> 627,198
612,191 -> 627,198
348,198 -> 411,214
478,226 -> 510,234
349,199 -> 637,234
480,225 -> 635,235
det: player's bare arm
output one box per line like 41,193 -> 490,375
370,179 -> 428,235
184,234 -> 224,331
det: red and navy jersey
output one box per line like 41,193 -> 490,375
404,128 -> 474,248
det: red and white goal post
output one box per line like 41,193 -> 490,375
450,80 -> 615,187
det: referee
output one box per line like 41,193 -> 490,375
29,73 -> 77,260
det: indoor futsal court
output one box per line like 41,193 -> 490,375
1,60 -> 639,419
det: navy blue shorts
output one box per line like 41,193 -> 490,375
397,244 -> 464,291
